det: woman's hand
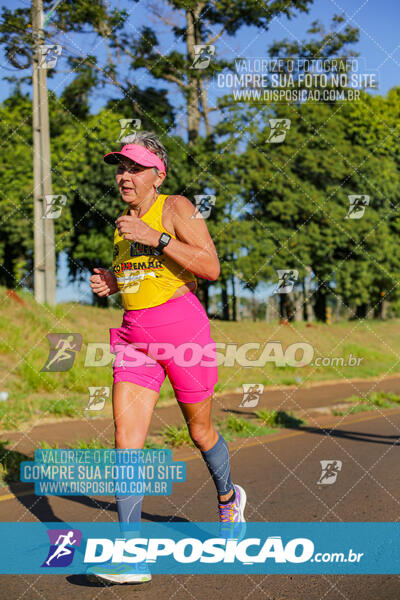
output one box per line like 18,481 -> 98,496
90,268 -> 119,297
115,213 -> 160,246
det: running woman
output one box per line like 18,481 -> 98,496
88,131 -> 246,584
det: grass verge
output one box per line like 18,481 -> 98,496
0,410 -> 305,486
2,287 -> 400,430
331,392 -> 400,416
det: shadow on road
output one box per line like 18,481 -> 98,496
66,574 -> 152,588
8,483 -> 191,523
300,425 -> 400,445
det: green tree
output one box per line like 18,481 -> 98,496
233,89 -> 400,321
0,0 -> 316,313
0,91 -> 33,288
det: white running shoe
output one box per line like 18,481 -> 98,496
86,560 -> 151,584
218,483 -> 247,541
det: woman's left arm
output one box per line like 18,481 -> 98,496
160,195 -> 220,281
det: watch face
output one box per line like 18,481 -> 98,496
160,233 -> 170,244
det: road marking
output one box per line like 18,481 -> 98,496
1,408 -> 399,502
0,490 -> 34,502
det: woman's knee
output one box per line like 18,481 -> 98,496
114,421 -> 146,449
188,422 -> 216,450
112,381 -> 158,448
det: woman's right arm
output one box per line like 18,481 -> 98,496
89,267 -> 119,297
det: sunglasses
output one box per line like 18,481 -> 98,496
116,162 -> 148,174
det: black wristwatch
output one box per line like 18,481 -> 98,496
153,232 -> 171,255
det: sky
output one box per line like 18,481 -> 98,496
2,0 -> 399,102
1,0 -> 399,303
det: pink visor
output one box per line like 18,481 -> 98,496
104,144 -> 166,173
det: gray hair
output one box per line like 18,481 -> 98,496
120,130 -> 169,177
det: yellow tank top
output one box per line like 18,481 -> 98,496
112,194 -> 197,310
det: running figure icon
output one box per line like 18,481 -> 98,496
45,531 -> 77,566
45,336 -> 77,369
41,333 -> 82,372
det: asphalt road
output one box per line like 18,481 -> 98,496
1,407 -> 399,599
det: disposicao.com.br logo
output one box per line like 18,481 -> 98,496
83,535 -> 363,566
0,522 -> 395,575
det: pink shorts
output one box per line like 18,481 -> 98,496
109,291 -> 218,403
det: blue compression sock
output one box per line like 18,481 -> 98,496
115,449 -> 144,533
200,431 -> 233,496
115,494 -> 143,534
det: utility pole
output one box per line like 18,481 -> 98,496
32,0 -> 56,305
